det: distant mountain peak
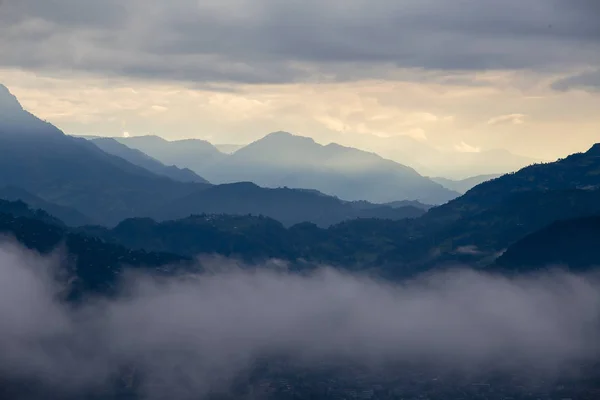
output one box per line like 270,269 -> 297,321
324,142 -> 346,150
0,84 -> 24,114
238,131 -> 318,154
265,131 -> 295,138
176,138 -> 212,144
261,131 -> 316,144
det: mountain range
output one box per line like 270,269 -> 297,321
72,141 -> 600,275
5,136 -> 600,281
105,133 -> 507,197
95,134 -> 496,199
3,82 -> 600,274
112,132 -> 459,204
0,85 -> 206,225
115,135 -> 226,173
0,84 -> 429,227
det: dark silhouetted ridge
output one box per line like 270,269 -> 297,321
0,198 -> 191,298
0,185 -> 93,226
152,182 -> 426,227
587,143 -> 600,156
495,215 -> 600,271
426,142 -> 600,225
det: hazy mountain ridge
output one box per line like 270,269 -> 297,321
117,134 -> 227,173
90,137 -> 209,183
431,174 -> 503,194
118,131 -> 460,204
215,143 -> 244,154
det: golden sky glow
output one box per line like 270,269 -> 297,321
2,67 -> 598,163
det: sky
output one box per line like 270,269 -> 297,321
0,0 -> 599,161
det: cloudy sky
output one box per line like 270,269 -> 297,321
0,0 -> 599,160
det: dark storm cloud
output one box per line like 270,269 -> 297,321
0,0 -> 599,85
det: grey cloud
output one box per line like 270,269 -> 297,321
552,69 -> 600,92
1,0 -> 599,85
2,242 -> 600,398
2,0 -> 128,28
